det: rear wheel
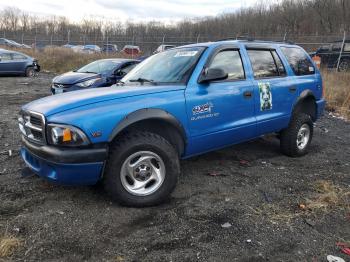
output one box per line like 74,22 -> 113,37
338,60 -> 349,72
103,131 -> 180,207
280,113 -> 313,157
25,67 -> 35,77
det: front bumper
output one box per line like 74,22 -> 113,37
21,137 -> 108,185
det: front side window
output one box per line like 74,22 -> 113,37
280,47 -> 315,76
12,53 -> 27,60
208,50 -> 245,81
332,43 -> 342,51
123,47 -> 205,84
247,50 -> 279,78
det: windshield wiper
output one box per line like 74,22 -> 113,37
129,78 -> 156,85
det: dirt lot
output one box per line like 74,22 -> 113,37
0,74 -> 349,262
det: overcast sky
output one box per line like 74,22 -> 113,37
0,0 -> 259,23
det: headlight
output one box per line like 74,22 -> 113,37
47,124 -> 90,146
76,78 -> 100,87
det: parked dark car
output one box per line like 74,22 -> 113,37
102,44 -> 118,53
51,58 -> 139,94
313,40 -> 350,71
0,49 -> 40,77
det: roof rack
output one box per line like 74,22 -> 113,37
216,36 -> 295,45
216,36 -> 254,42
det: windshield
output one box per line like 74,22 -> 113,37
122,47 -> 205,84
76,60 -> 120,74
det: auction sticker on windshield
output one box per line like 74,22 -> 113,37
174,51 -> 198,57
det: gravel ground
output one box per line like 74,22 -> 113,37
0,74 -> 349,262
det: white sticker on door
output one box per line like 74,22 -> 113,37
258,82 -> 272,111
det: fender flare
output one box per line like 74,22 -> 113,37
108,108 -> 187,143
292,89 -> 317,118
293,89 -> 316,106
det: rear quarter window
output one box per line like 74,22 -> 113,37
280,47 -> 315,76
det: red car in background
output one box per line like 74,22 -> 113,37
122,45 -> 141,56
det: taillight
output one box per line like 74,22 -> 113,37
322,78 -> 325,98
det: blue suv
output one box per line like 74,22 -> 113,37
19,40 -> 325,206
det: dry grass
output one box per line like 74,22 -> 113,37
305,180 -> 350,211
247,180 -> 350,225
2,46 -> 134,74
0,235 -> 21,258
322,70 -> 350,120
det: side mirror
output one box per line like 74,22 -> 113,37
114,70 -> 126,77
198,67 -> 228,84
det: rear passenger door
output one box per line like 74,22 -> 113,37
246,48 -> 298,135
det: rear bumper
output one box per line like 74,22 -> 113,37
21,137 -> 108,185
316,98 -> 326,120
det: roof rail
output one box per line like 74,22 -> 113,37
215,36 -> 296,45
216,36 -> 254,42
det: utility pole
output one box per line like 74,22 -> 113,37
336,31 -> 346,72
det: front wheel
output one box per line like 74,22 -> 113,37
280,113 -> 313,157
103,131 -> 180,207
25,67 -> 35,77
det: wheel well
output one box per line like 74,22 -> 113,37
293,96 -> 317,121
112,119 -> 185,156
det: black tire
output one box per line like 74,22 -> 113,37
280,113 -> 313,157
338,60 -> 349,72
25,67 -> 35,77
103,131 -> 180,207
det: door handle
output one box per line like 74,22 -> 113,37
289,86 -> 297,93
243,91 -> 253,98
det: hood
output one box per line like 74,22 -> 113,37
22,84 -> 185,116
53,71 -> 99,85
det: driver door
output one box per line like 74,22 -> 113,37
185,47 -> 256,155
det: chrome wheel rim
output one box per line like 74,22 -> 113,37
297,124 -> 310,150
120,151 -> 165,196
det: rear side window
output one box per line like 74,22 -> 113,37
344,43 -> 350,52
281,47 -> 315,76
247,50 -> 279,78
208,50 -> 245,80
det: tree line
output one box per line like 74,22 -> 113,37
0,0 -> 348,53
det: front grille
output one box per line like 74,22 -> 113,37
53,83 -> 71,89
30,115 -> 42,126
18,111 -> 46,144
